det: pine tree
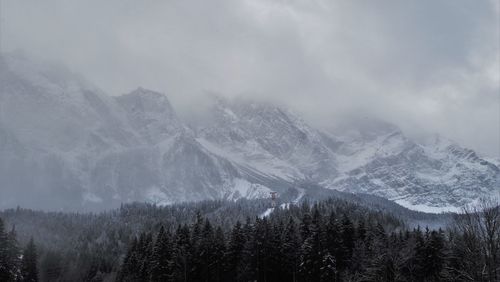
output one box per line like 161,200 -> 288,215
0,218 -> 19,282
136,232 -> 154,281
190,211 -> 204,281
320,251 -> 337,282
198,219 -> 215,282
325,212 -> 341,266
40,251 -> 62,282
20,238 -> 38,282
150,226 -> 173,282
357,220 -> 367,242
171,224 -> 192,282
300,209 -> 325,281
0,217 -> 12,281
268,221 -> 284,281
281,218 -> 300,282
339,214 -> 355,270
117,237 -> 141,282
212,227 -> 226,282
300,212 -> 312,241
363,224 -> 396,282
238,218 -> 257,282
224,221 -> 245,282
423,230 -> 446,280
7,226 -> 21,280
412,227 -> 427,281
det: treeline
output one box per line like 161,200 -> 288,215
0,217 -> 38,281
0,197 -> 499,281
116,201 -> 498,282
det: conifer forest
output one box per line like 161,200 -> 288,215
0,197 -> 499,282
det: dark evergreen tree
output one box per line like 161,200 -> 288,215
338,214 -> 355,270
116,237 -> 140,282
320,251 -> 337,282
281,218 -> 300,282
363,224 -> 396,282
40,251 -> 63,282
224,221 -> 246,282
212,226 -> 226,282
20,238 -> 38,282
0,217 -> 14,281
6,226 -> 20,280
299,208 -> 325,281
198,219 -> 216,282
190,212 -> 204,281
150,226 -> 173,282
299,212 -> 312,241
138,232 -> 154,281
171,224 -> 192,282
268,221 -> 284,281
423,229 -> 446,280
238,218 -> 257,282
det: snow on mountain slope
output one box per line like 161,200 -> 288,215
325,124 -> 500,212
0,53 -> 143,210
0,53 -> 497,212
196,97 -> 339,183
195,99 -> 499,212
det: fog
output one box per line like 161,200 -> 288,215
1,0 -> 499,157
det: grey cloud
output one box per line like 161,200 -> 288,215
2,0 -> 499,156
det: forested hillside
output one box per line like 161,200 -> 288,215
0,198 -> 499,281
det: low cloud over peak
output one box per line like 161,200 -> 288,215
2,0 -> 499,157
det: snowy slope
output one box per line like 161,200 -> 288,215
194,98 -> 499,212
0,53 -> 498,212
0,54 -> 278,210
325,127 -> 499,212
196,97 -> 339,182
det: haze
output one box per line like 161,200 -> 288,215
1,0 -> 499,157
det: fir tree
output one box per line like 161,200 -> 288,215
198,219 -> 215,282
224,221 -> 246,282
0,218 -> 19,282
172,224 -> 192,282
20,238 -> 38,282
150,226 -> 173,282
0,217 -> 13,281
212,226 -> 226,282
40,251 -> 62,282
281,218 -> 300,282
299,210 -> 324,282
423,230 -> 446,280
320,251 -> 337,282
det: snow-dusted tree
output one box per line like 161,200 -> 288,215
20,238 -> 38,282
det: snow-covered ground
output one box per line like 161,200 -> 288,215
259,207 -> 275,218
393,199 -> 462,214
259,188 -> 305,218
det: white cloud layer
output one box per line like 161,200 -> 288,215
2,0 -> 499,156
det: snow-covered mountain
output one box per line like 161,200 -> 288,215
324,122 -> 500,213
0,53 -> 274,210
0,53 -> 498,212
194,99 -> 499,213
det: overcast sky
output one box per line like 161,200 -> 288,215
1,0 -> 499,157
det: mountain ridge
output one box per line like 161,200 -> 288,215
0,53 -> 498,212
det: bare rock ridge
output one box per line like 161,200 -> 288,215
0,53 -> 498,212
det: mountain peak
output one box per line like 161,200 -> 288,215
116,88 -> 182,143
0,57 -> 497,212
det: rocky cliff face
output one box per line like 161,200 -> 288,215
0,53 -> 498,211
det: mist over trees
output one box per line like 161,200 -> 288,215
0,198 -> 498,281
0,217 -> 38,281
